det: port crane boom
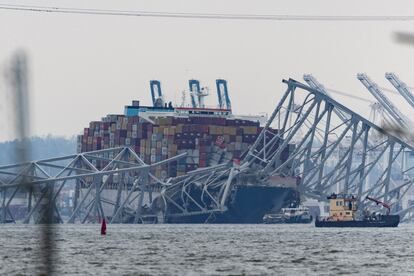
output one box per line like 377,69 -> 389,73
385,72 -> 414,110
357,73 -> 407,127
303,74 -> 349,122
304,74 -> 398,127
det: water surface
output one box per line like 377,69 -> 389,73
1,224 -> 413,275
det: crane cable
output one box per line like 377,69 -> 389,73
2,3 -> 414,21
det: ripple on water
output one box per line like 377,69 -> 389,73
0,224 -> 414,275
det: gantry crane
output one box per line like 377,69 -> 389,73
303,74 -> 349,122
357,73 -> 408,127
304,74 -> 396,127
385,72 -> 414,110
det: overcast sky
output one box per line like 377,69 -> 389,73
1,0 -> 414,141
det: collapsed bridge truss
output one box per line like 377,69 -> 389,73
265,79 -> 414,221
138,78 -> 414,222
1,79 -> 414,223
0,147 -> 185,224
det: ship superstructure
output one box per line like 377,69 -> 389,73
327,193 -> 357,221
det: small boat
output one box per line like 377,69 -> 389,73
263,206 -> 313,224
315,193 -> 399,228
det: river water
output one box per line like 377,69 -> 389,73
1,223 -> 414,275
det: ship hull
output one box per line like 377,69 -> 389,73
315,215 -> 400,227
166,185 -> 298,224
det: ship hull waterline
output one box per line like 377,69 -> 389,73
165,185 -> 299,224
315,215 -> 400,228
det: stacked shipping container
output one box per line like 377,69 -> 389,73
78,105 -> 293,183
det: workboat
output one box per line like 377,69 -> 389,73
263,205 -> 313,224
315,193 -> 399,228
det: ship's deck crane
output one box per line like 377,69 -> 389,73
150,80 -> 164,107
216,79 -> 231,111
385,72 -> 414,110
365,196 -> 391,215
357,73 -> 408,127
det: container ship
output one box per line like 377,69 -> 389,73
77,79 -> 299,223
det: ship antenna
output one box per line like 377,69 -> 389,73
180,90 -> 186,107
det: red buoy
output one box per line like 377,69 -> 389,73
101,218 -> 107,235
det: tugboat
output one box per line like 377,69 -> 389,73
315,193 -> 399,227
263,206 -> 313,224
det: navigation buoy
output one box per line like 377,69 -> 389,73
101,218 -> 107,235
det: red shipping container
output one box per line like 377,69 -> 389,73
199,159 -> 206,167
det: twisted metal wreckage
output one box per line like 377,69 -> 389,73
2,78 -> 414,224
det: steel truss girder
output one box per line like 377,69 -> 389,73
3,78 -> 414,222
162,78 -> 414,222
0,147 -> 186,224
158,161 -> 242,222
244,78 -> 414,219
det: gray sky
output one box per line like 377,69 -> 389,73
1,0 -> 414,141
